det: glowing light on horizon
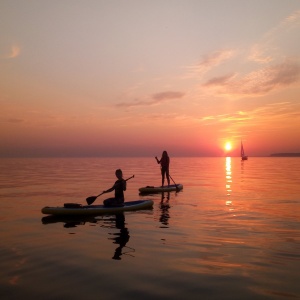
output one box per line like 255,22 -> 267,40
224,142 -> 232,152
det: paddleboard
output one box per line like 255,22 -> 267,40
139,184 -> 183,193
41,200 -> 153,216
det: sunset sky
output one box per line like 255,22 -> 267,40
1,0 -> 300,157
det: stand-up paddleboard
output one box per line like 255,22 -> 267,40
139,184 -> 183,193
41,200 -> 153,216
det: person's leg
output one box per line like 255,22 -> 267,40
161,169 -> 165,186
103,197 -> 114,207
166,169 -> 170,185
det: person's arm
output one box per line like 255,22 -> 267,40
122,179 -> 127,191
155,156 -> 160,164
103,185 -> 115,194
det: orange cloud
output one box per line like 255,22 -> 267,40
4,45 -> 21,59
199,102 -> 300,139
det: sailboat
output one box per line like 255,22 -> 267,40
241,141 -> 248,160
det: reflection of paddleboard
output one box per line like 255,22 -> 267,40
41,200 -> 153,216
139,184 -> 183,193
41,215 -> 99,225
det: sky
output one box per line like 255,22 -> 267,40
1,0 -> 300,157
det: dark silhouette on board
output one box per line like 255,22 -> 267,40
155,151 -> 170,187
102,169 -> 127,207
86,170 -> 134,206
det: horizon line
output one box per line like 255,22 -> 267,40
0,154 -> 298,159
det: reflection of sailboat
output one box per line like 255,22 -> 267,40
241,141 -> 248,161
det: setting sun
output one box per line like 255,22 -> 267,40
225,142 -> 232,152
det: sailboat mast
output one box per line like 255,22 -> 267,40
241,141 -> 244,156
241,140 -> 248,160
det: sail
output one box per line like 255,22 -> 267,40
241,141 -> 248,160
241,141 -> 245,156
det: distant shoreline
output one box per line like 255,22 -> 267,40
1,154 -> 300,158
270,153 -> 300,157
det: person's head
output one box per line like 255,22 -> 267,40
162,151 -> 168,158
115,169 -> 123,179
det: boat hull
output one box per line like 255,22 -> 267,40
139,184 -> 183,193
41,200 -> 153,216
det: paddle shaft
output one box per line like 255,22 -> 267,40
169,174 -> 177,186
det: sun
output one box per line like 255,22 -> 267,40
224,142 -> 232,152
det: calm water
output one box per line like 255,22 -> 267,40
0,157 -> 299,300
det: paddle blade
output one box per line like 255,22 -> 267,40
86,196 -> 97,205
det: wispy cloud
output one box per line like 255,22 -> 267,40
185,49 -> 235,78
152,91 -> 184,101
2,45 -> 21,59
247,44 -> 273,64
9,45 -> 21,58
234,102 -> 300,133
203,60 -> 300,97
198,102 -> 300,139
248,10 -> 300,63
116,91 -> 185,108
5,118 -> 25,123
203,73 -> 236,87
199,111 -> 251,124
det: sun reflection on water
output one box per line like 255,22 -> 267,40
225,157 -> 233,210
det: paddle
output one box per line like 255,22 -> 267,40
86,175 -> 135,205
169,174 -> 180,192
86,192 -> 105,205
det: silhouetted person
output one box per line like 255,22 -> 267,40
155,151 -> 170,186
103,169 -> 126,207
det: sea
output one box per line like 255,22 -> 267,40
0,157 -> 299,300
